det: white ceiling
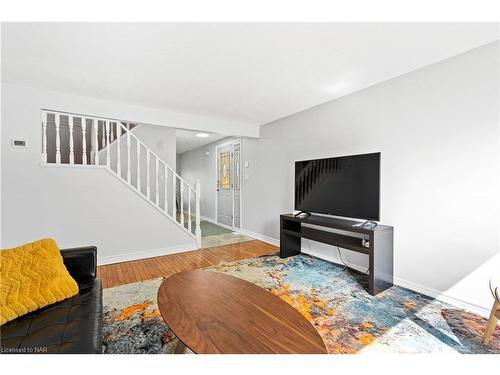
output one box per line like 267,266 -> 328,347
2,23 -> 498,133
175,129 -> 226,154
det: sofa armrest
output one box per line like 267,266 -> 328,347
60,246 -> 97,285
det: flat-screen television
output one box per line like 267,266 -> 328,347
295,152 -> 380,220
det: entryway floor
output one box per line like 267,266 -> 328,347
200,220 -> 253,248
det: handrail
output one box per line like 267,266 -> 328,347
40,109 -> 201,248
117,122 -> 194,191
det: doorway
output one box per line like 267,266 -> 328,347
216,141 -> 241,230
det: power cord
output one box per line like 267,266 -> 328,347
335,246 -> 349,271
337,246 -> 369,275
306,238 -> 369,275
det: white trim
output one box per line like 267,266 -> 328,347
215,139 -> 242,231
302,246 -> 367,272
41,162 -> 197,241
105,165 -> 197,240
234,141 -> 242,231
200,215 -> 217,224
240,228 -> 279,246
393,276 -> 491,318
40,162 -> 107,169
98,243 -> 196,266
217,221 -> 240,233
301,247 -> 491,318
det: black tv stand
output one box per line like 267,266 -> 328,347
280,213 -> 394,296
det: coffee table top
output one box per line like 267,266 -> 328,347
157,270 -> 327,354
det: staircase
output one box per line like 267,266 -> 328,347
40,109 -> 201,247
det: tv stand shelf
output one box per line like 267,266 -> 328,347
280,213 -> 394,295
282,228 -> 369,254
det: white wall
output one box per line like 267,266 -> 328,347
179,137 -> 240,220
241,42 -> 500,314
98,123 -> 177,209
1,83 -> 196,263
131,125 -> 177,168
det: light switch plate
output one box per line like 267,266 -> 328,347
11,139 -> 27,148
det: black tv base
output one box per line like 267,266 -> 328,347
280,213 -> 394,296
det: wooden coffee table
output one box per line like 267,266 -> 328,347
157,270 -> 327,354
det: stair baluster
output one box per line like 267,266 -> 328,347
146,151 -> 151,200
164,164 -> 168,213
195,180 -> 201,247
93,119 -> 99,165
101,121 -> 105,148
105,121 -> 111,167
155,157 -> 159,205
136,140 -> 141,192
82,118 -> 87,165
41,112 -> 48,163
69,116 -> 74,164
40,110 -> 201,248
180,182 -> 184,228
55,114 -> 61,164
127,130 -> 131,183
188,187 -> 192,233
116,122 -> 121,177
172,171 -> 176,219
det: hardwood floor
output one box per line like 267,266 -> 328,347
97,239 -> 278,289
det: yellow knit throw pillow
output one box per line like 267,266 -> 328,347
0,238 -> 79,325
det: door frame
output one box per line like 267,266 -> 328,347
214,139 -> 242,232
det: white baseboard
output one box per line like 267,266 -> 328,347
240,228 -> 280,246
98,225 -> 491,317
302,247 -> 368,273
98,243 -> 197,266
393,277 -> 490,318
302,247 -> 490,318
202,215 -> 243,233
200,215 -> 216,224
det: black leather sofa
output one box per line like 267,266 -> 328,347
1,246 -> 103,354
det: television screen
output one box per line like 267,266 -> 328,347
295,152 -> 380,220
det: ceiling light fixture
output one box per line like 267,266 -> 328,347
196,133 -> 209,138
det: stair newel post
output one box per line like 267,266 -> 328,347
136,140 -> 141,191
55,113 -> 61,164
68,116 -> 74,164
146,151 -> 151,200
180,181 -> 184,228
105,120 -> 111,167
155,157 -> 159,205
116,122 -> 121,177
110,122 -> 114,142
101,121 -> 105,148
172,171 -> 176,219
82,118 -> 87,165
41,112 -> 47,163
93,119 -> 99,165
188,186 -> 192,233
195,180 -> 201,248
164,164 -> 168,213
127,129 -> 131,183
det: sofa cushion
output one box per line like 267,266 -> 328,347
0,279 -> 102,354
1,239 -> 79,325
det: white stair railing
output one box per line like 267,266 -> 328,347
40,110 -> 201,247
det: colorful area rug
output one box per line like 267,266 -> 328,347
102,254 -> 500,354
